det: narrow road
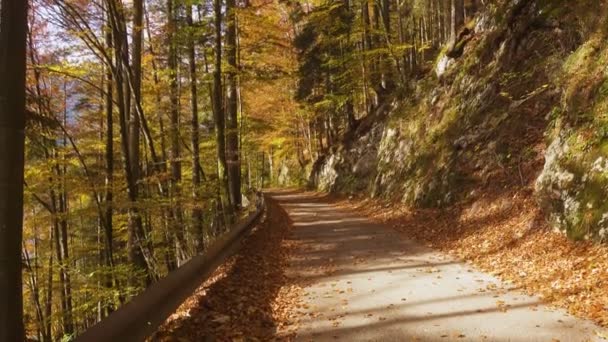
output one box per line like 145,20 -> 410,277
275,191 -> 606,342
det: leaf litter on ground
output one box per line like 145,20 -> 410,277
152,199 -> 303,341
335,187 -> 608,328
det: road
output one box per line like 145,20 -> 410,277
274,191 -> 606,342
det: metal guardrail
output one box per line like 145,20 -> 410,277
76,195 -> 266,342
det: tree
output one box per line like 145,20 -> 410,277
106,0 -> 153,284
102,2 -> 116,314
448,0 -> 464,54
213,0 -> 231,220
186,3 -> 205,253
130,0 -> 143,220
226,0 -> 242,210
0,0 -> 28,340
167,0 -> 188,265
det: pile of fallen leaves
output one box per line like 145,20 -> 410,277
338,187 -> 608,327
152,198 -> 303,341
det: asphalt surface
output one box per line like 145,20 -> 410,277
274,191 -> 607,342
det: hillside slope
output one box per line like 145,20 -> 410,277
310,0 -> 608,242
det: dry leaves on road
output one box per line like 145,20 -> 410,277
338,188 -> 608,327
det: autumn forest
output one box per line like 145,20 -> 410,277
3,0 -> 608,340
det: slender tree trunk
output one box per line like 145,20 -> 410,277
361,0 -> 372,113
436,0 -> 444,43
27,34 -> 55,340
144,3 -> 180,271
0,0 -> 28,339
213,0 -> 232,223
396,0 -> 408,83
186,4 -> 205,253
167,0 -> 188,265
144,2 -> 167,169
247,157 -> 252,190
130,0 -> 143,224
44,226 -> 53,342
226,0 -> 241,210
411,13 -> 418,72
381,0 -> 390,34
362,0 -> 372,51
109,10 -> 151,285
129,0 -> 159,274
307,121 -> 315,161
103,13 -> 116,311
58,171 -> 74,336
57,96 -> 75,335
341,0 -> 356,131
50,183 -> 71,337
449,0 -> 464,48
168,0 -> 180,192
23,243 -> 45,342
214,0 -> 226,176
268,147 -> 274,184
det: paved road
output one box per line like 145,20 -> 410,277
274,191 -> 607,342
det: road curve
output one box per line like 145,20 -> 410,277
273,191 -> 606,342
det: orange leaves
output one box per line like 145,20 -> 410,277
339,189 -> 608,328
154,200 -> 303,341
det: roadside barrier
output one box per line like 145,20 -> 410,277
75,195 -> 266,342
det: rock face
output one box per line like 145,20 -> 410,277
277,158 -> 311,188
309,0 -> 608,241
536,133 -> 608,241
310,121 -> 385,194
535,30 -> 608,241
277,161 -> 291,186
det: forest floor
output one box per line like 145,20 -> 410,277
151,196 -> 304,341
154,189 -> 607,341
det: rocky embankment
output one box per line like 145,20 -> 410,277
310,0 -> 608,242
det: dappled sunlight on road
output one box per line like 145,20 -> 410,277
277,191 -> 606,342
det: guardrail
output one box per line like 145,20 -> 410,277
76,195 -> 266,342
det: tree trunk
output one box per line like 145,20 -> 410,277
226,0 -> 241,211
108,1 -> 152,284
213,0 -> 226,176
167,0 -> 188,266
23,241 -> 45,342
381,0 -> 390,34
49,176 -> 72,337
268,148 -> 274,184
0,0 -> 28,339
130,0 -> 143,222
362,0 -> 372,51
449,0 -> 464,48
361,0 -> 373,112
213,0 -> 231,221
186,4 -> 205,253
411,12 -> 418,72
44,226 -> 53,341
57,96 -> 75,335
102,16 -> 117,314
58,174 -> 74,336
